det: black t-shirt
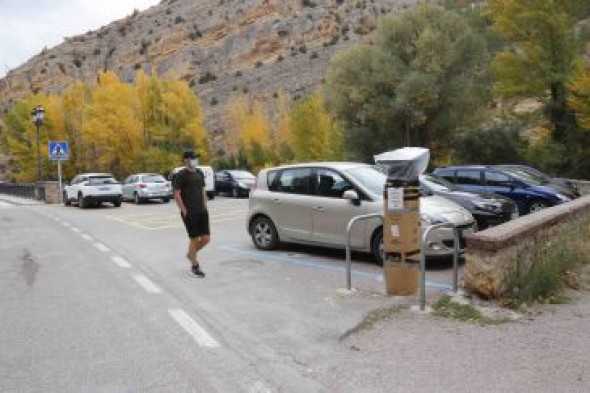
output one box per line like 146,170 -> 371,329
173,167 -> 206,213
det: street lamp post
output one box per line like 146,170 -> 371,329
31,105 -> 45,199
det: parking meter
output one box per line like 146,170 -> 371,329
374,147 -> 429,295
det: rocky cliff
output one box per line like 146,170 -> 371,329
0,0 -> 422,133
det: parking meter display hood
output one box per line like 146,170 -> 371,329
374,147 -> 430,180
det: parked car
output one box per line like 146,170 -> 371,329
215,170 -> 256,198
122,173 -> 172,204
432,165 -> 572,215
63,173 -> 122,208
247,162 -> 477,264
420,174 -> 518,230
493,164 -> 580,199
169,165 -> 216,200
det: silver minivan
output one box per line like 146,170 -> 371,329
247,162 -> 476,263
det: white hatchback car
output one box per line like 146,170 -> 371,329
63,173 -> 123,208
247,162 -> 476,263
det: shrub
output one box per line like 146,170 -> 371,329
198,71 -> 217,84
504,222 -> 590,308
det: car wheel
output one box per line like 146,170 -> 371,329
78,193 -> 86,209
134,193 -> 141,204
63,192 -> 71,206
207,191 -> 215,200
528,199 -> 548,214
162,198 -> 170,203
113,197 -> 122,207
371,228 -> 384,266
232,188 -> 239,198
250,216 -> 279,250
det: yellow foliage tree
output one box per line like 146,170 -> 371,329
569,68 -> 590,131
289,91 -> 343,162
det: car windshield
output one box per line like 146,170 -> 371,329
229,171 -> 255,180
142,175 -> 166,183
88,177 -> 118,185
345,166 -> 386,195
421,174 -> 457,192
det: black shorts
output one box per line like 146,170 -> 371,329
182,211 -> 210,239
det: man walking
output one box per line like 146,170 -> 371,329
173,149 -> 210,277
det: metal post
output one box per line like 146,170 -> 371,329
420,222 -> 460,311
58,160 -> 63,204
346,213 -> 383,290
36,122 -> 42,184
452,226 -> 460,293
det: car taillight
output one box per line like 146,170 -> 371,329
139,184 -> 147,188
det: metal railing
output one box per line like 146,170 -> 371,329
345,213 -> 383,290
0,182 -> 45,200
344,215 -> 463,309
420,222 -> 461,311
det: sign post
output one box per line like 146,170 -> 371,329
48,141 -> 69,204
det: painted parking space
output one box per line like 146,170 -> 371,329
218,243 -> 453,291
105,205 -> 248,230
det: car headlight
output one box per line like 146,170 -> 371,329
420,213 -> 444,226
473,201 -> 502,212
556,193 -> 570,202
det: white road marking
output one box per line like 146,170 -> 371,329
81,234 -> 93,241
0,202 -> 13,208
93,243 -> 110,252
133,274 -> 162,294
168,308 -> 220,348
111,255 -> 132,268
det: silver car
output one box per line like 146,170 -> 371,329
122,173 -> 172,204
247,162 -> 477,263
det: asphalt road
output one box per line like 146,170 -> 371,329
8,198 -> 588,392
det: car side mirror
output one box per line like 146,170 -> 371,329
343,189 -> 361,206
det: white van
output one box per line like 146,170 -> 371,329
169,166 -> 216,200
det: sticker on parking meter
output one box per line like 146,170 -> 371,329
387,187 -> 404,210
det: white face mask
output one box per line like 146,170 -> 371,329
190,158 -> 199,167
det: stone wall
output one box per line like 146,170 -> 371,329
570,180 -> 590,196
464,195 -> 590,299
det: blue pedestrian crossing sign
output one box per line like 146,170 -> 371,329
49,141 -> 68,161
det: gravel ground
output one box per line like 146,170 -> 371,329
313,292 -> 590,393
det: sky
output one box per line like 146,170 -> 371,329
0,0 -> 161,77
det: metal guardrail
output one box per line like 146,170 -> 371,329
0,182 -> 45,200
345,213 -> 383,290
420,222 -> 461,311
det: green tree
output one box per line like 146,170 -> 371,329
485,0 -> 583,141
326,5 -> 489,162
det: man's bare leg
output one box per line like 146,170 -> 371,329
186,235 -> 210,266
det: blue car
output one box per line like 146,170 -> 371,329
432,165 -> 572,215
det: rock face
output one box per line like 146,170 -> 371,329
0,0 -> 422,132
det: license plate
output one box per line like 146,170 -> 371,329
99,187 -> 111,191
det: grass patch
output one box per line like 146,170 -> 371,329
433,296 -> 507,325
340,305 -> 401,340
503,221 -> 590,309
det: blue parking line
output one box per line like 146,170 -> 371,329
218,244 -> 453,290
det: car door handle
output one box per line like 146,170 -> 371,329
313,207 -> 324,212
